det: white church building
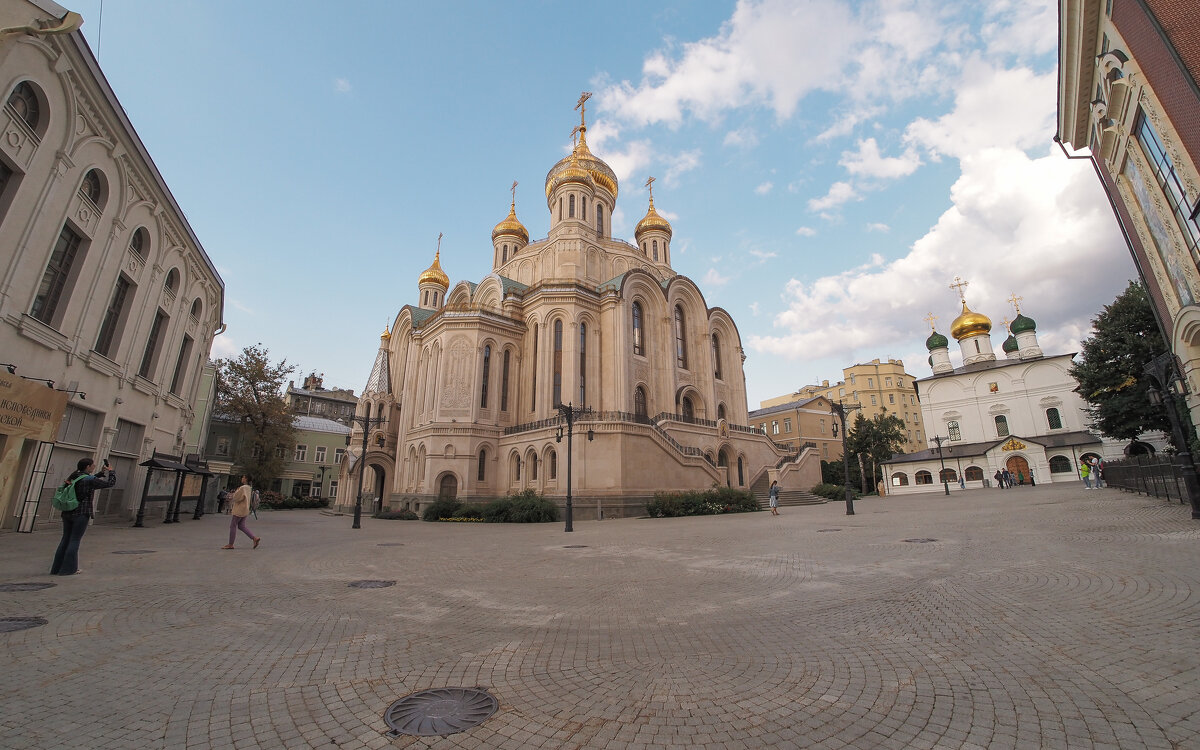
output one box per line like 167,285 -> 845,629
882,285 -> 1125,494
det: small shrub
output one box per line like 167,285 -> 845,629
810,483 -> 860,501
647,487 -> 757,517
422,497 -> 464,521
375,509 -> 419,520
257,492 -> 329,510
480,490 -> 559,523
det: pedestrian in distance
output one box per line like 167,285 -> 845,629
1081,459 -> 1092,489
993,470 -> 1003,489
959,476 -> 966,490
1017,471 -> 1025,486
768,481 -> 780,516
50,457 -> 117,576
1092,457 -> 1104,488
1002,469 -> 1012,488
222,475 -> 261,549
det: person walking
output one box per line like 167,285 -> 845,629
1092,457 -> 1104,489
50,457 -> 117,576
768,481 -> 780,516
1081,459 -> 1092,489
222,475 -> 261,549
993,469 -> 1003,489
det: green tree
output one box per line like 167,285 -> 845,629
1070,281 -> 1172,442
215,344 -> 297,487
846,408 -> 908,493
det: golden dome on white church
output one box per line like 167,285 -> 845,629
491,202 -> 529,243
634,195 -> 673,239
950,302 -> 992,340
544,96 -> 618,199
418,251 -> 449,289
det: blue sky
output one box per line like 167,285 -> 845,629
68,0 -> 1133,407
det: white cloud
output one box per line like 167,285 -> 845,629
840,138 -> 921,179
230,299 -> 255,314
748,249 -> 777,260
724,127 -> 759,148
755,181 -> 774,195
334,78 -> 352,94
703,268 -> 731,286
808,181 -> 857,212
750,147 -> 1134,364
210,331 -> 238,359
749,301 -> 761,316
866,222 -> 890,232
664,149 -> 702,184
795,226 -> 817,237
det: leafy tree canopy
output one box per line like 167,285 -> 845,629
1070,281 -> 1172,442
215,344 -> 297,487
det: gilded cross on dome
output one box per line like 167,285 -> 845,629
575,91 -> 592,124
949,276 -> 969,302
1008,293 -> 1023,313
645,175 -> 656,198
436,232 -> 442,254
510,180 -> 518,206
1002,316 -> 1012,332
924,312 -> 938,330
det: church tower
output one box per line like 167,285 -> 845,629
492,183 -> 529,270
545,92 -> 617,241
925,314 -> 953,374
1007,294 -> 1043,360
635,176 -> 673,267
948,277 -> 996,366
418,244 -> 449,311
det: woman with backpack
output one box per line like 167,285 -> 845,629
222,475 -> 261,549
50,457 -> 117,575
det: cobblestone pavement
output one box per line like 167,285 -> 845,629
4,485 -> 1200,749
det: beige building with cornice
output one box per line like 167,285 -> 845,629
336,101 -> 818,517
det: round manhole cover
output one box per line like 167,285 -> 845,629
0,616 -> 48,633
377,543 -> 405,547
0,583 -> 56,592
348,580 -> 395,589
563,545 -> 588,548
112,550 -> 156,555
384,687 -> 498,737
903,538 -> 939,544
816,529 -> 842,532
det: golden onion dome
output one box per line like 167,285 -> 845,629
545,129 -> 619,199
491,202 -> 529,244
635,196 -> 673,239
950,302 -> 992,340
381,325 -> 391,340
418,250 -> 449,289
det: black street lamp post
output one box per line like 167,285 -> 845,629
346,413 -> 386,529
830,401 -> 860,516
556,402 -> 593,533
931,435 -> 950,496
1145,352 -> 1200,518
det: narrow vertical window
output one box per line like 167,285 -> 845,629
549,450 -> 557,479
558,198 -> 562,221
138,309 -> 168,379
31,225 -> 83,326
682,396 -> 694,420
674,305 -> 688,368
632,301 -> 644,355
531,323 -> 538,410
582,196 -> 587,221
653,240 -> 658,261
169,334 -> 194,395
501,349 -> 511,412
480,345 -> 491,408
1047,408 -> 1062,429
568,194 -> 575,218
947,421 -> 961,441
597,205 -> 604,235
712,333 -> 722,379
478,448 -> 487,481
80,169 -> 102,206
129,228 -> 148,261
553,320 -> 563,406
502,245 -> 508,263
634,386 -> 647,418
995,415 -> 1009,437
579,323 -> 587,405
94,275 -> 132,357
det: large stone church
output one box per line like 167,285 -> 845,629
334,99 -> 816,518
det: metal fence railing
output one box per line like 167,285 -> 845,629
1102,454 -> 1188,504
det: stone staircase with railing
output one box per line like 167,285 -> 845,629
750,474 -> 827,509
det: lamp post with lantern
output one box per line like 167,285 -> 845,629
346,413 -> 386,529
931,434 -> 951,496
555,402 -> 593,532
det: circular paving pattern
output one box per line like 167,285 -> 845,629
383,687 -> 498,737
0,583 -> 55,592
0,616 -> 48,633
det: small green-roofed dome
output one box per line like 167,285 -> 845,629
926,330 -> 948,350
1002,334 -> 1019,353
1010,313 -> 1036,334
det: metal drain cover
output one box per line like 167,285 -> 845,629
817,529 -> 842,532
112,550 -> 156,555
348,580 -> 395,588
563,545 -> 588,548
0,616 -> 47,633
377,543 -> 404,547
903,538 -> 938,544
384,687 -> 498,737
0,583 -> 55,592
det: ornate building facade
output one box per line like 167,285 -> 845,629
336,100 -> 816,518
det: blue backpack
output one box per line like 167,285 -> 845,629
52,475 -> 88,512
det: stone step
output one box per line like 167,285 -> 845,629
758,490 -> 828,508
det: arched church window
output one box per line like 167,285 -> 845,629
558,197 -> 563,221
995,415 -> 1009,437
480,345 -> 491,408
892,472 -> 909,486
915,470 -> 932,485
674,305 -> 688,369
530,454 -> 538,480
597,205 -> 604,235
502,245 -> 508,263
478,448 -> 486,481
712,333 -> 722,380
579,323 -> 587,405
737,457 -> 744,485
939,467 -> 957,482
1046,408 -> 1062,429
1049,455 -> 1072,473
553,320 -> 563,406
80,169 -> 103,206
129,228 -> 149,262
717,404 -> 726,420
549,449 -> 557,479
653,240 -> 659,261
642,242 -> 647,255
947,421 -> 961,441
634,386 -> 647,419
681,396 -> 694,420
965,466 -> 984,481
632,301 -> 644,356
501,349 -> 511,412
423,290 -> 428,306
582,196 -> 587,221
569,194 -> 575,218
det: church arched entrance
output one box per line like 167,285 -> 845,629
1005,455 -> 1030,484
369,463 -> 387,513
438,473 -> 458,500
